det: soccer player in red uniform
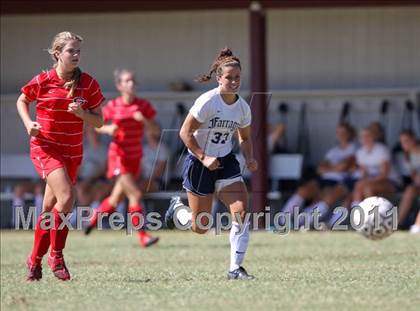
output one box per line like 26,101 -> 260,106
17,32 -> 105,281
84,69 -> 159,248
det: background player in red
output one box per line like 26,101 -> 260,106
84,69 -> 160,248
16,31 -> 105,281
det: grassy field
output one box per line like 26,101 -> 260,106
1,230 -> 419,311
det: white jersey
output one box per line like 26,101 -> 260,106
321,142 -> 357,181
189,87 -> 251,157
354,142 -> 400,183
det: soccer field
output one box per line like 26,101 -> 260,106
1,230 -> 419,311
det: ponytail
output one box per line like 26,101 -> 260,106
64,67 -> 82,98
196,47 -> 241,83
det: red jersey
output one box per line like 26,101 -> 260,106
21,69 -> 105,160
103,96 -> 156,159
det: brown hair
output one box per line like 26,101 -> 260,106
337,122 -> 356,141
400,129 -> 416,138
196,47 -> 241,83
368,121 -> 385,143
48,31 -> 83,97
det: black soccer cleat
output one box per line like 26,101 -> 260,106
227,266 -> 255,280
165,196 -> 184,229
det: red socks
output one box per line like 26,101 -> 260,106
30,213 -> 51,264
128,204 -> 147,237
50,208 -> 69,258
128,204 -> 143,227
89,197 -> 115,227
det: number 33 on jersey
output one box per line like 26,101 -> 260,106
189,87 -> 251,158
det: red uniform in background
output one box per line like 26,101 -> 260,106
102,96 -> 156,179
85,94 -> 159,247
21,68 -> 104,183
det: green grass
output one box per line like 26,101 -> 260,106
1,230 -> 419,311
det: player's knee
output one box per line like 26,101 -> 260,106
57,190 -> 75,210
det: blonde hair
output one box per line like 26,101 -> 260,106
48,31 -> 83,97
197,47 -> 241,83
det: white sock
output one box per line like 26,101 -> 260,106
410,224 -> 420,234
229,221 -> 250,272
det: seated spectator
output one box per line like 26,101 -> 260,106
317,123 -> 357,187
349,126 -> 401,208
281,123 -> 357,228
396,130 -> 420,228
138,129 -> 169,192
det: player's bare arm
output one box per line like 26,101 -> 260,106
237,125 -> 257,172
180,113 -> 219,170
16,93 -> 42,136
95,123 -> 118,136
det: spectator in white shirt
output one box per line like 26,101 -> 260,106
350,126 -> 401,207
282,123 -> 357,227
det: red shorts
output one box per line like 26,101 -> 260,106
106,153 -> 141,179
30,145 -> 81,185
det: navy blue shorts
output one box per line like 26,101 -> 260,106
182,152 -> 242,196
318,178 -> 340,188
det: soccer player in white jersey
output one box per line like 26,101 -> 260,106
165,48 -> 258,280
